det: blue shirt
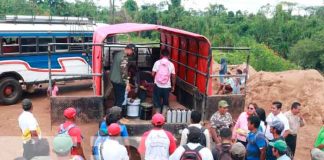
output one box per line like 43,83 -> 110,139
92,133 -> 109,160
246,131 -> 267,160
99,121 -> 129,137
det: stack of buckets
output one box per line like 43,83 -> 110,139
166,109 -> 192,124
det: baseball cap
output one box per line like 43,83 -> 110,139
53,134 -> 73,154
218,100 -> 229,108
108,123 -> 121,136
270,120 -> 284,132
311,148 -> 324,160
64,107 -> 77,119
230,142 -> 246,158
269,140 -> 287,152
152,113 -> 165,126
22,98 -> 32,107
108,106 -> 122,117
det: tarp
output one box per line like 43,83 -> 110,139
92,23 -> 213,96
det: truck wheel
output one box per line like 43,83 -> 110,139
0,77 -> 23,105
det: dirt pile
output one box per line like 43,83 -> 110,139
245,69 -> 324,122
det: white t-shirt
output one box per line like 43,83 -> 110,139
152,58 -> 175,88
180,124 -> 211,149
169,143 -> 214,160
144,130 -> 171,160
265,112 -> 290,140
18,111 -> 41,143
101,139 -> 129,160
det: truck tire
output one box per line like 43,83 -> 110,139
0,77 -> 23,105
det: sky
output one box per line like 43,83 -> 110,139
89,0 -> 324,13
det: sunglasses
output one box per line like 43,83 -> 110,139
248,107 -> 254,110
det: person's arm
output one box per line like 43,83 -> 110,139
166,132 -> 177,154
282,117 -> 290,138
179,129 -> 188,147
204,130 -> 212,149
259,147 -> 266,160
171,74 -> 176,92
75,143 -> 86,160
300,116 -> 306,127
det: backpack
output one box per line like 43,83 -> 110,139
155,59 -> 171,84
57,123 -> 76,146
187,126 -> 207,147
215,143 -> 232,160
180,144 -> 204,160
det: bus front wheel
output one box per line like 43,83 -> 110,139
0,77 -> 23,105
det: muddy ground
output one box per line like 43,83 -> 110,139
0,81 -> 320,160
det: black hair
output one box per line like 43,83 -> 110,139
291,102 -> 301,110
187,127 -> 201,143
125,44 -> 135,50
272,101 -> 282,110
190,111 -> 201,124
22,99 -> 32,111
236,69 -> 243,74
255,108 -> 266,124
161,49 -> 170,57
248,115 -> 260,129
106,113 -> 119,126
220,128 -> 232,139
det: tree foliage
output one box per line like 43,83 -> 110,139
0,0 -> 323,71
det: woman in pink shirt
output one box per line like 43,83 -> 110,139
47,81 -> 59,97
232,103 -> 258,146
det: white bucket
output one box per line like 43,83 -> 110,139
127,98 -> 140,118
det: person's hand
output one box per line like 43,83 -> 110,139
171,86 -> 175,92
126,84 -> 131,92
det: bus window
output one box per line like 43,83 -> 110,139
55,37 -> 68,51
84,37 -> 93,43
69,36 -> 83,51
38,37 -> 53,52
2,37 -> 19,54
21,37 -> 37,53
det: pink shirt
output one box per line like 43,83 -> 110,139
49,86 -> 58,96
232,112 -> 249,142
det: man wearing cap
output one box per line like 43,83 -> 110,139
138,113 -> 177,160
59,107 -> 85,159
53,134 -> 83,160
110,44 -> 135,107
170,127 -> 213,160
311,148 -> 324,160
100,123 -> 129,160
18,98 -> 42,160
209,100 -> 233,144
270,140 -> 291,160
230,142 -> 246,160
266,120 -> 286,160
284,102 -> 305,157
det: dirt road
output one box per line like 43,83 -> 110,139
0,82 -> 320,159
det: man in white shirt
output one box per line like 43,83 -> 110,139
265,101 -> 290,140
152,49 -> 176,113
180,111 -> 211,149
170,127 -> 213,160
18,99 -> 41,160
101,123 -> 129,160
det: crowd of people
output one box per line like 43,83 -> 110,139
17,44 -> 324,160
17,98 -> 324,160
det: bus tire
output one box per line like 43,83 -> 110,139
0,77 -> 23,105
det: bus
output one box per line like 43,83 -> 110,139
0,15 -> 105,105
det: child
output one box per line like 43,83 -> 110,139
47,81 -> 59,96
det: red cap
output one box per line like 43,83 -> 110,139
108,123 -> 121,136
64,107 -> 76,119
152,113 -> 165,126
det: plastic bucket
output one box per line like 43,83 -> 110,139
140,102 -> 153,120
127,98 -> 140,118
